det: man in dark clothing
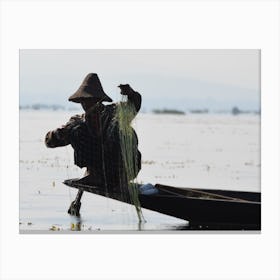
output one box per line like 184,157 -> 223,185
45,73 -> 142,201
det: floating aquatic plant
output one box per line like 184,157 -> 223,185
71,222 -> 81,231
50,225 -> 61,231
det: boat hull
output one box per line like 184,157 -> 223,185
63,179 -> 261,229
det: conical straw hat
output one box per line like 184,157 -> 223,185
68,73 -> 112,103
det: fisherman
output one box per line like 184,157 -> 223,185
45,73 -> 142,214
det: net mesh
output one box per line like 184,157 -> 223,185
113,96 -> 144,222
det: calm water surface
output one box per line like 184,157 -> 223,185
20,110 -> 260,232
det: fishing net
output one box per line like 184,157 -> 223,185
116,96 -> 144,221
113,96 -> 144,222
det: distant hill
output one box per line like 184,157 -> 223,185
19,103 -> 79,111
152,109 -> 185,115
189,109 -> 209,114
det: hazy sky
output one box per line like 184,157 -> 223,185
20,49 -> 260,111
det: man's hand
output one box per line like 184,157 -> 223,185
118,84 -> 134,96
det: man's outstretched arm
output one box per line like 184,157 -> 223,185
45,114 -> 83,148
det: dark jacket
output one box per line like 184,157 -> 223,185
45,91 -> 142,189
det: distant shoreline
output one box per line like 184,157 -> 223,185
19,107 -> 261,116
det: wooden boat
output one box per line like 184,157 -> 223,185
63,179 -> 261,229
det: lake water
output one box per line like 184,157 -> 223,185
19,110 -> 260,232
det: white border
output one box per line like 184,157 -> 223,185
1,1 -> 279,279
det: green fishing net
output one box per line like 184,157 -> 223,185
114,96 -> 144,222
